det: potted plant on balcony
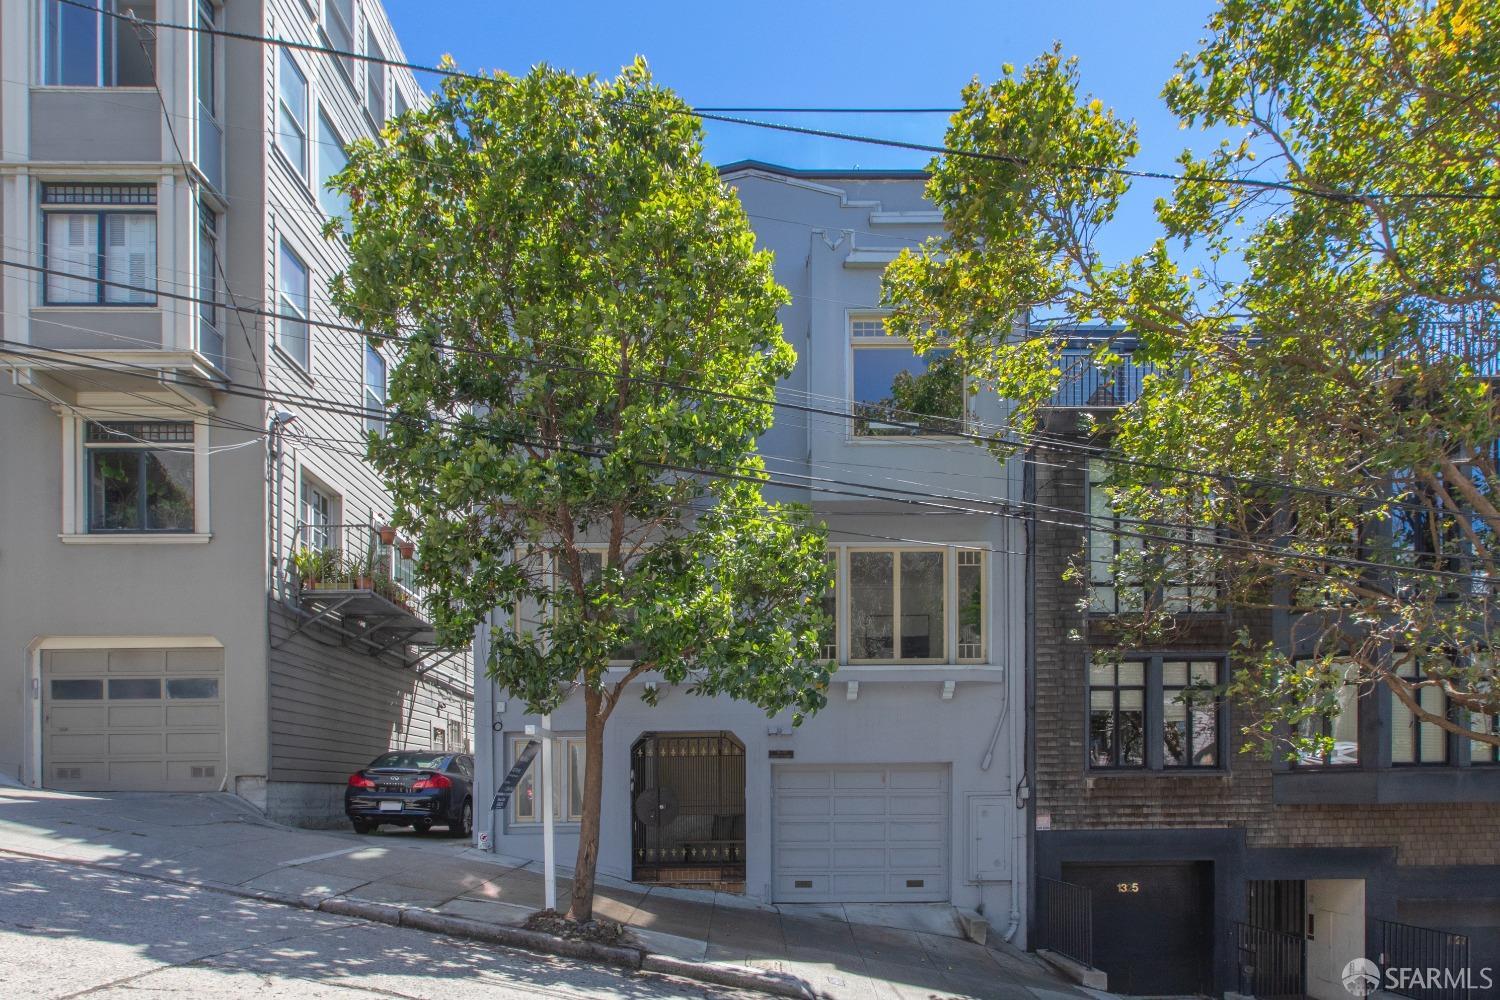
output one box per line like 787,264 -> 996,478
376,523 -> 397,546
292,546 -> 339,590
397,539 -> 415,560
345,553 -> 375,591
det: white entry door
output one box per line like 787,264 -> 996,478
1307,878 -> 1367,1000
772,764 -> 948,903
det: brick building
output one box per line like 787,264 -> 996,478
1026,336 -> 1500,997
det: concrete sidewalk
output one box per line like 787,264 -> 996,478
0,787 -> 1088,1000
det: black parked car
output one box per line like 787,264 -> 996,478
346,751 -> 474,837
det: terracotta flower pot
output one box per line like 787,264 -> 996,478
376,525 -> 397,545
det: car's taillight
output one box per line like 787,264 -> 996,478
411,772 -> 451,791
347,773 -> 376,789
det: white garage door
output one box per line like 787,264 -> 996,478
772,764 -> 948,903
43,647 -> 225,792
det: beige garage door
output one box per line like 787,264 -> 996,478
43,647 -> 225,792
772,764 -> 949,903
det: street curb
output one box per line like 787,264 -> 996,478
0,847 -> 810,998
642,954 -> 815,999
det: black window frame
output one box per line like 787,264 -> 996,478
1290,656 -> 1364,768
1088,652 -> 1229,772
1162,659 -> 1224,769
83,420 -> 195,534
1391,658 -> 1450,766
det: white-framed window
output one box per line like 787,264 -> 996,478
321,0 -> 357,84
317,112 -> 350,223
363,340 -> 386,433
819,552 -> 837,660
83,421 -> 195,533
364,26 -> 386,126
41,183 -> 157,305
845,547 -> 985,664
277,238 -> 311,370
510,735 -> 585,824
299,476 -> 335,551
850,314 -> 965,437
277,49 -> 309,178
392,84 -> 409,120
577,549 -> 642,662
42,0 -> 156,87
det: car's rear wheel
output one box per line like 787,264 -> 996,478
351,819 -> 376,835
450,799 -> 473,838
412,819 -> 432,834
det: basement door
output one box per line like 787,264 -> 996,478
772,764 -> 948,903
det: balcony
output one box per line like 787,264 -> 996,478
1044,333 -> 1153,409
284,522 -> 437,659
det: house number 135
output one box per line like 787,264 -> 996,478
1116,882 -> 1140,893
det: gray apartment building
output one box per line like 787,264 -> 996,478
472,163 -> 1031,934
0,0 -> 472,826
1027,342 -> 1500,997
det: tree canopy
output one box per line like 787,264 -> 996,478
330,59 -> 831,919
884,0 -> 1500,755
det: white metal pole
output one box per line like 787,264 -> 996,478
540,713 -> 556,911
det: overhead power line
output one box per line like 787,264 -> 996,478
78,0 -> 1500,204
4,333 -> 1493,587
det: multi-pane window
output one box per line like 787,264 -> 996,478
83,421 -> 194,533
300,478 -> 333,550
850,315 -> 964,436
1293,658 -> 1361,766
322,0 -> 357,83
1089,659 -> 1146,767
277,50 -> 309,177
957,549 -> 985,660
1471,710 -> 1500,765
317,113 -> 351,223
1392,660 -> 1448,765
363,341 -> 387,433
511,736 -> 585,824
1162,660 -> 1220,767
818,553 -> 837,661
196,1 -> 216,114
848,549 -> 945,662
1089,654 -> 1227,770
42,184 -> 157,305
197,203 -> 223,366
277,240 -> 311,370
1088,459 -> 1217,614
42,0 -> 155,87
365,27 -> 386,125
577,550 -> 642,661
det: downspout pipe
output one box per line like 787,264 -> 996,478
1009,447 -> 1039,945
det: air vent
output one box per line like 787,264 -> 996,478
55,766 -> 82,780
794,880 -> 813,889
190,766 -> 216,779
906,879 -> 925,888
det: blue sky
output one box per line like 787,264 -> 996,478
383,0 -> 1231,260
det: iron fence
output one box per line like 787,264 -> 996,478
288,522 -> 423,611
1379,919 -> 1473,1000
1233,920 -> 1306,998
1046,346 -> 1154,408
1036,876 -> 1093,968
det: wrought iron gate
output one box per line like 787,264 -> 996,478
631,732 -> 746,886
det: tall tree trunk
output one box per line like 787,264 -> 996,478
568,687 -> 606,922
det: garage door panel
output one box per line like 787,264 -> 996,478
832,795 -> 889,816
777,820 -> 831,843
166,705 -> 221,726
832,770 -> 887,789
890,794 -> 945,816
43,649 -> 224,793
773,765 -> 948,903
107,733 -> 163,755
107,705 -> 163,727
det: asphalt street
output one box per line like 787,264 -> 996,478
0,853 -> 757,999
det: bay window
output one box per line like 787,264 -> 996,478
850,315 -> 965,436
845,547 -> 985,664
1293,657 -> 1362,766
1391,659 -> 1448,765
42,0 -> 155,87
1471,711 -> 1499,765
511,736 -> 585,824
197,203 -> 223,365
84,421 -> 193,533
42,183 -> 157,305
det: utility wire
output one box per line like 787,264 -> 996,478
5,334 -> 1492,586
65,0 -> 1500,204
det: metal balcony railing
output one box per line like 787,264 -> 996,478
289,521 -> 425,621
1045,335 -> 1154,409
1036,876 -> 1094,968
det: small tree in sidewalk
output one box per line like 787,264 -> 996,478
329,60 -> 831,922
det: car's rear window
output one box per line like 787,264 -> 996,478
369,752 -> 449,770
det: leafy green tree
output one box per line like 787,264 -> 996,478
331,60 -> 832,920
884,1 -> 1500,755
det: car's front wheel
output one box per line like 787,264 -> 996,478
351,819 -> 376,835
450,799 -> 473,838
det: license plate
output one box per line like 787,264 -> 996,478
378,800 -> 402,812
